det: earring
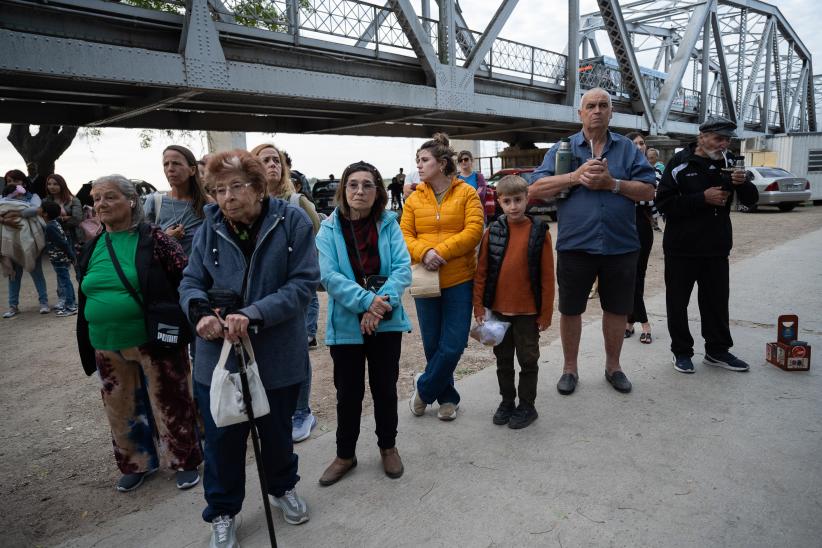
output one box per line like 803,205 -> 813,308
129,201 -> 134,207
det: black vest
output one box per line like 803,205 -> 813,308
482,215 -> 548,312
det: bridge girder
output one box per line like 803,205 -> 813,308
3,0 -> 805,144
581,0 -> 816,134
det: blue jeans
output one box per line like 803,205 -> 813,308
305,291 -> 319,339
52,262 -> 76,309
413,280 -> 473,405
294,291 -> 319,415
294,359 -> 312,416
195,381 -> 300,522
8,257 -> 48,308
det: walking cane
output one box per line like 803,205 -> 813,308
208,289 -> 277,548
230,334 -> 278,548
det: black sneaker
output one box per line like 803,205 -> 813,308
176,469 -> 200,489
704,352 -> 749,372
508,403 -> 538,429
308,337 -> 318,349
116,469 -> 156,492
673,354 -> 695,374
492,400 -> 516,425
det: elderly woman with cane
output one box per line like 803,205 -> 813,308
75,175 -> 202,493
315,161 -> 411,486
179,150 -> 319,547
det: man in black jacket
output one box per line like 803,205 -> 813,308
656,115 -> 759,374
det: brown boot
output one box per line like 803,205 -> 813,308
380,447 -> 404,479
318,457 -> 357,487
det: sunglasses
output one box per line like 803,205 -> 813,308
459,157 -> 471,162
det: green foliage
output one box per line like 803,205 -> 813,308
232,1 -> 283,32
138,129 -> 197,149
79,127 -> 103,143
120,0 -> 314,32
121,0 -> 184,15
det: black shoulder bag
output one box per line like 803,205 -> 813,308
105,233 -> 192,349
347,218 -> 391,320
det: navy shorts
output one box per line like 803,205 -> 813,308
557,250 -> 638,315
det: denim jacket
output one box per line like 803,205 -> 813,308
317,209 -> 412,345
179,198 -> 320,389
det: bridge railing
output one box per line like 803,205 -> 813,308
202,0 -> 567,86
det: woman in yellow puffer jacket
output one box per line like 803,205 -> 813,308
401,133 -> 484,422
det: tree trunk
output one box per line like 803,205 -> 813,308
7,124 -> 79,198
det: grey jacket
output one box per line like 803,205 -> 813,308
179,198 -> 320,389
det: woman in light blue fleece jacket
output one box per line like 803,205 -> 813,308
315,161 -> 411,487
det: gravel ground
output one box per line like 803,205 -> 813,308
1,204 -> 820,546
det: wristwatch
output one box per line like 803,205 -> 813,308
612,178 -> 621,194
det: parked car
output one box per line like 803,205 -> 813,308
485,167 -> 557,222
739,166 -> 812,212
312,178 -> 339,216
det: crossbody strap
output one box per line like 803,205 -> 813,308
104,232 -> 144,309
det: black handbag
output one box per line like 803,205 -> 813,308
104,233 -> 192,349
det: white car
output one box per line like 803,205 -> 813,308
741,166 -> 812,212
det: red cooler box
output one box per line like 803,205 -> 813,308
766,314 -> 811,371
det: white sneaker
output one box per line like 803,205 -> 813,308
210,515 -> 239,548
437,402 -> 459,421
2,306 -> 19,319
39,305 -> 50,314
291,412 -> 317,443
269,488 -> 309,525
409,373 -> 427,416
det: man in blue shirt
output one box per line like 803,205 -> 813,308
529,87 -> 656,395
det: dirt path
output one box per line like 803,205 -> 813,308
2,205 -> 820,546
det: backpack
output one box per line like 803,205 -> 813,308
289,192 -> 327,220
152,192 -> 164,222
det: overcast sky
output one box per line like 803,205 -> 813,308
1,0 -> 819,192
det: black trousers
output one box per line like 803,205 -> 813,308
330,332 -> 402,459
628,209 -> 654,324
492,314 -> 540,405
664,255 -> 733,357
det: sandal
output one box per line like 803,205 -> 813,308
639,332 -> 653,344
624,327 -> 635,339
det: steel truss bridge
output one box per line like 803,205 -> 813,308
0,0 -> 816,144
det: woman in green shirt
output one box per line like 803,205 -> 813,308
76,174 -> 202,493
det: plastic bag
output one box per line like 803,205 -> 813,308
470,309 -> 511,346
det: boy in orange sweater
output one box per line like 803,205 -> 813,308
473,175 -> 555,429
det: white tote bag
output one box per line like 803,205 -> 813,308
210,336 -> 271,428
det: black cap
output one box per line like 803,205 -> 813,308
699,115 -> 737,137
